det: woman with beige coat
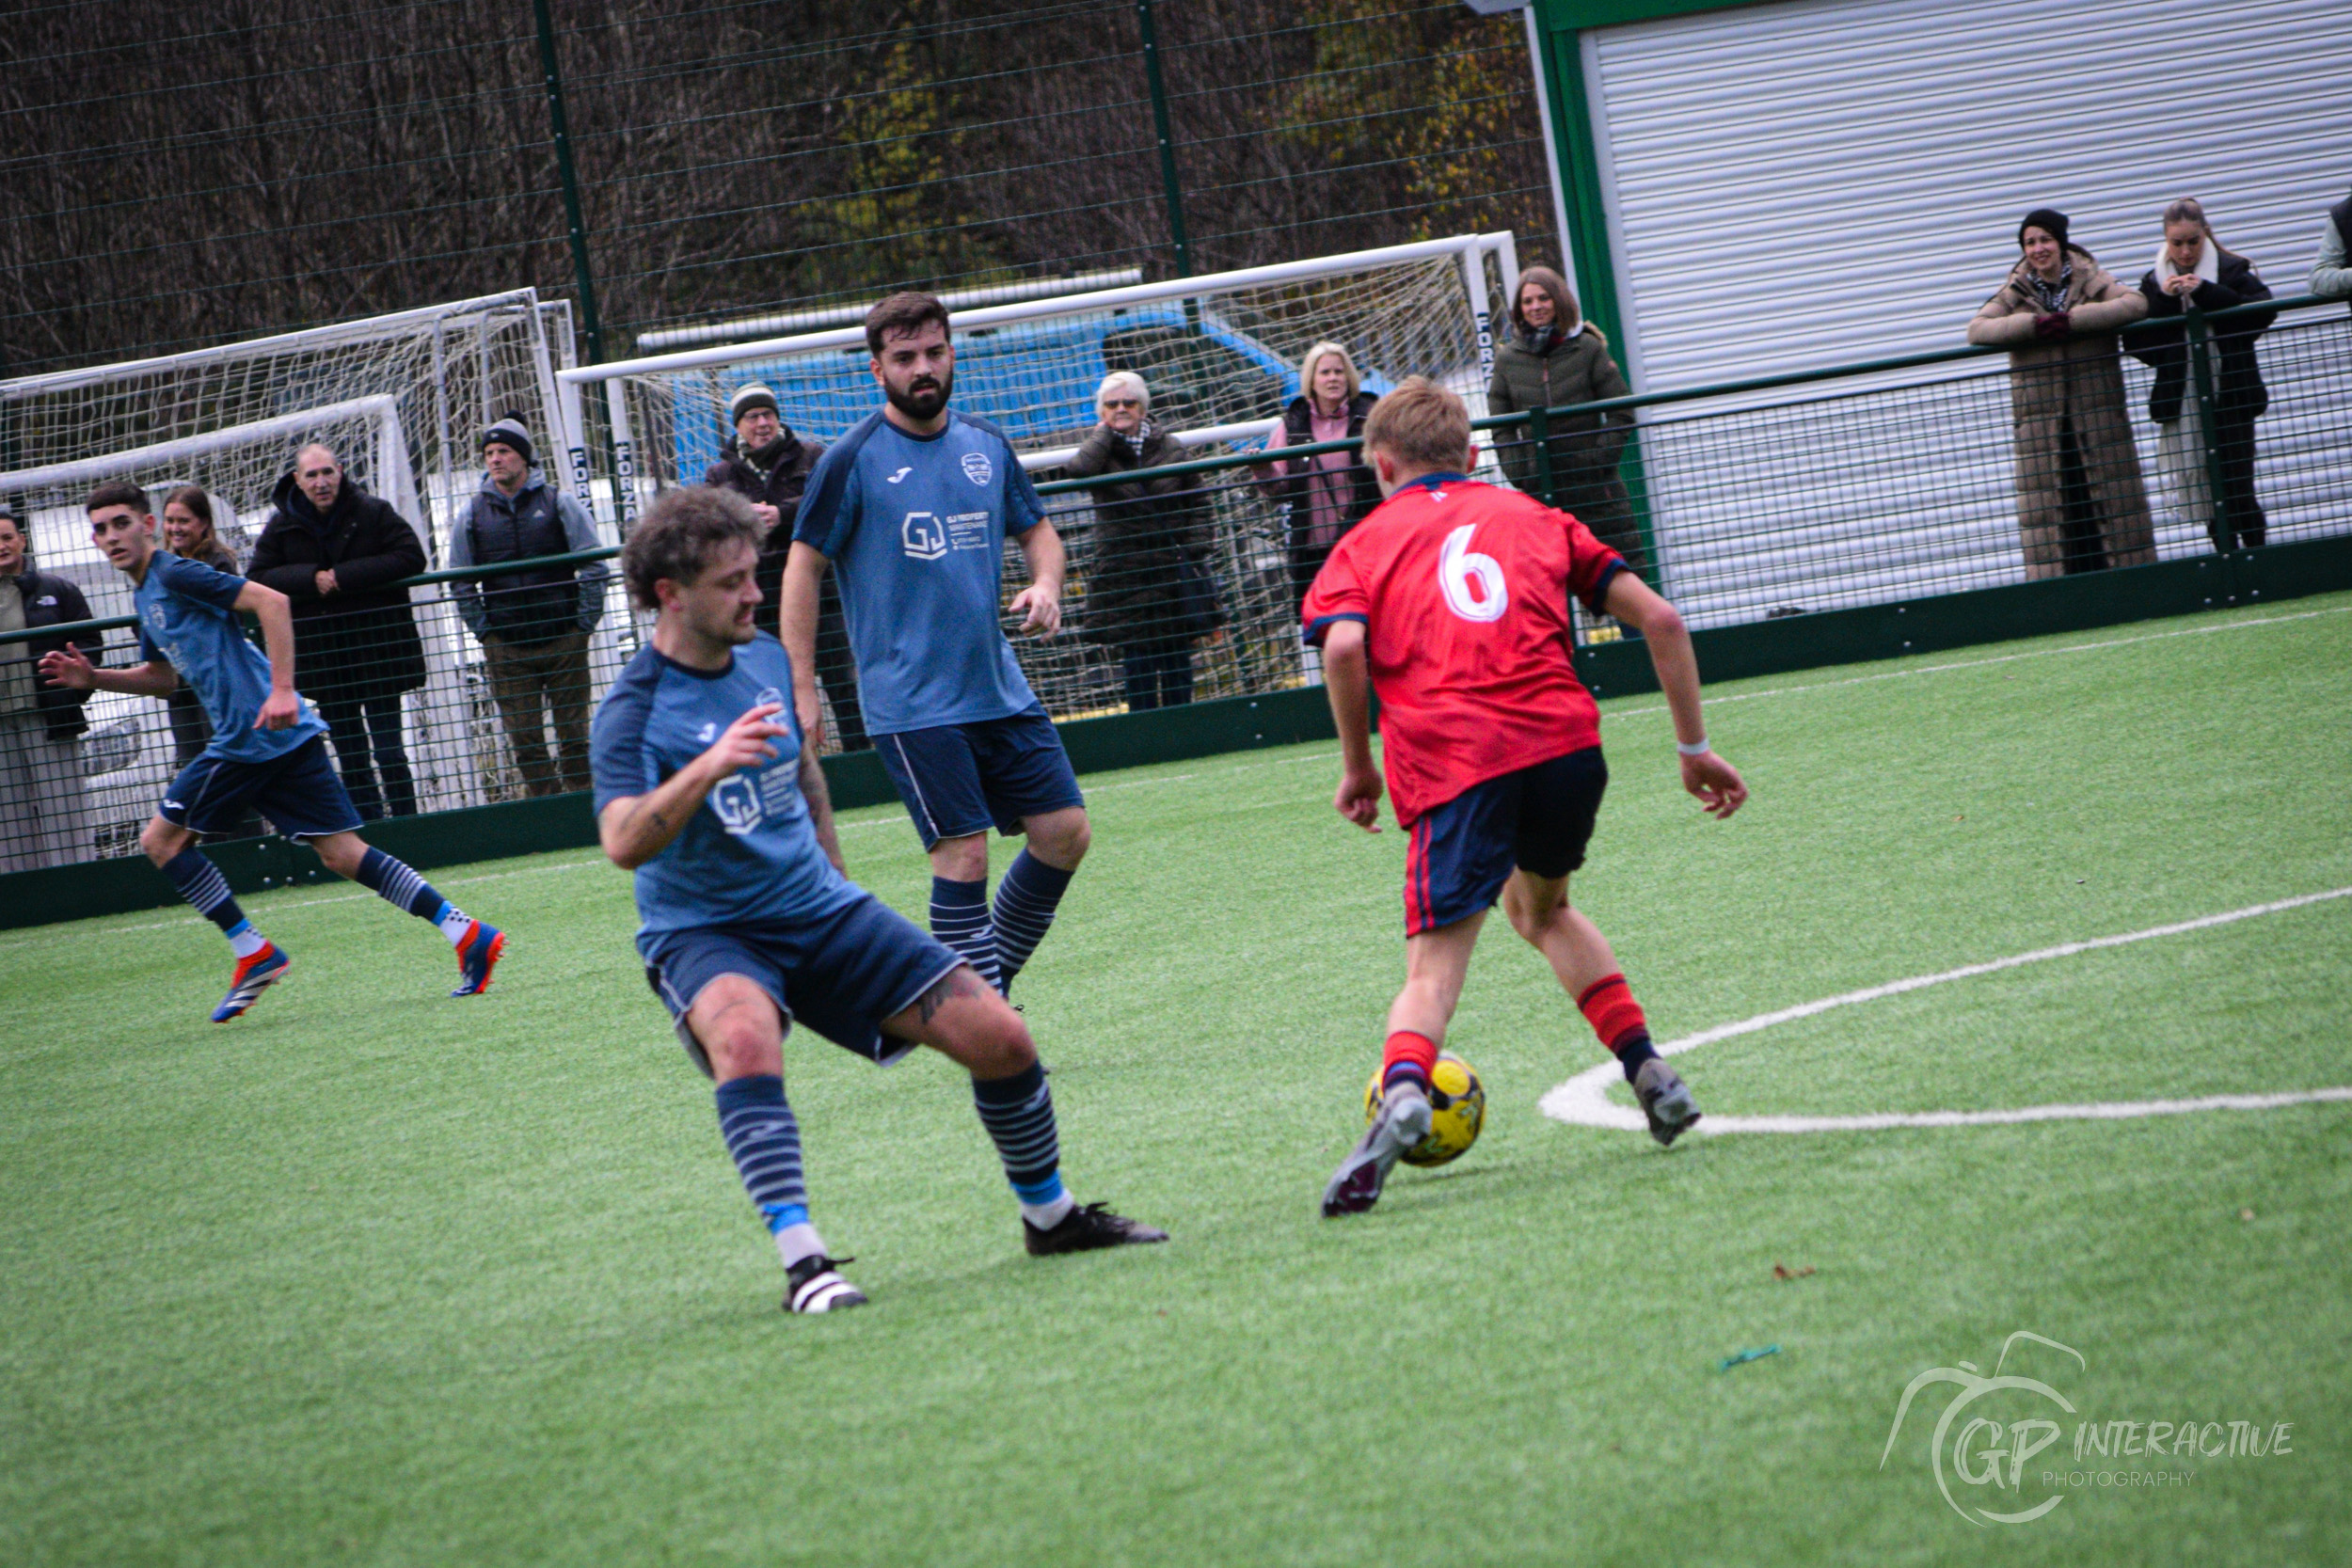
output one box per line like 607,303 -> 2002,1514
1967,208 -> 2155,578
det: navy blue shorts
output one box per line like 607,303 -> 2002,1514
158,736 -> 365,842
1404,747 -> 1608,935
874,707 -> 1085,849
638,891 -> 965,1077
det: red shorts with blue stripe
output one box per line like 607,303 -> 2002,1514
1402,746 -> 1607,935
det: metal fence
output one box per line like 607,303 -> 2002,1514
1,292 -> 2343,873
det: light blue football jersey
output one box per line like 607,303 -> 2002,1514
790,409 -> 1045,736
134,552 -> 326,763
590,634 -> 860,936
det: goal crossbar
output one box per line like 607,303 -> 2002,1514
565,234 -> 1518,385
0,395 -> 403,496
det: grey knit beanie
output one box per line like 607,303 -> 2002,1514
482,411 -> 535,467
730,384 -> 781,426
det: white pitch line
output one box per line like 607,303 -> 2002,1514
1539,886 -> 2352,1135
1603,603 -> 2352,722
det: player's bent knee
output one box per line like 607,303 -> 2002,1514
930,833 -> 989,882
310,832 -> 366,879
689,978 -> 786,1079
139,816 -> 190,864
1028,808 -> 1089,867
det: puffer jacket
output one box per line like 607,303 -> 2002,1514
1486,323 -> 1633,505
1064,423 -> 1217,644
446,471 -> 609,645
1966,248 -> 2156,578
247,474 -> 428,696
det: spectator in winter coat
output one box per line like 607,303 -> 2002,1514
1066,372 -> 1220,712
247,444 -> 429,817
1967,209 -> 2156,579
0,506 -> 96,871
1485,265 -> 1646,579
1253,342 -> 1381,608
448,414 -> 609,798
161,485 -> 242,768
2128,198 -> 2275,553
701,384 -> 861,749
2310,185 -> 2352,300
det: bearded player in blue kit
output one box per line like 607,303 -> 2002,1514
593,486 -> 1163,1315
41,483 -> 508,1020
779,292 -> 1088,999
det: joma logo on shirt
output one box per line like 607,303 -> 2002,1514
901,512 -> 948,561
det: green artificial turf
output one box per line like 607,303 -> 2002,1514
5,595 -> 2347,1567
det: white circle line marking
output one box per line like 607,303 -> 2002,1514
1538,887 -> 2352,1135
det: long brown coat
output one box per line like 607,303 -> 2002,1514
1967,249 -> 2155,578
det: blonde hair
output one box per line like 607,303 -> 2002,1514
1360,376 -> 1471,475
1095,370 -> 1150,413
1298,341 -> 1361,406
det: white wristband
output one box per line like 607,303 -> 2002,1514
1677,737 -> 1712,757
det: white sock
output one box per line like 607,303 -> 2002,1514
228,925 -> 268,958
435,903 -> 475,947
1020,1192 -> 1076,1229
773,1222 -> 829,1270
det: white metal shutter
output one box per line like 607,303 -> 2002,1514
1584,0 -> 2352,387
1573,0 -> 2351,624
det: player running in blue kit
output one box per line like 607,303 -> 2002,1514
40,483 -> 506,1020
594,486 -> 1163,1314
780,291 -> 1087,998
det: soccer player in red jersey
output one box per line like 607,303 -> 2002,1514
1304,378 -> 1748,1216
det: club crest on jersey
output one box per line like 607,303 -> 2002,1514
755,686 -> 784,711
901,511 -> 948,561
960,451 -> 993,486
144,603 -> 168,631
709,774 -> 763,835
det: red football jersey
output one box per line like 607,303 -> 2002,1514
1301,474 -> 1627,826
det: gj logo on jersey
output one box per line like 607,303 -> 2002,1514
709,775 -> 763,836
960,451 -> 993,486
1438,524 -> 1508,623
901,511 -> 947,561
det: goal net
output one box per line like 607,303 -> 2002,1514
0,291 -> 586,571
566,235 -> 1519,732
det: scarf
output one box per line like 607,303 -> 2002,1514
739,435 -> 790,484
1516,324 -> 1565,356
2024,261 -> 2073,315
1116,418 -> 1154,461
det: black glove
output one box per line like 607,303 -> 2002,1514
2033,311 -> 2073,340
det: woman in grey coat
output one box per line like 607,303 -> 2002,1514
1485,266 -> 1646,578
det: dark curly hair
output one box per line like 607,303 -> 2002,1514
621,485 -> 763,610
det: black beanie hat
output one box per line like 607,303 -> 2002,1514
729,384 -> 781,426
2018,207 -> 2071,253
482,411 -> 535,467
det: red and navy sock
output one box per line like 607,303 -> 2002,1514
1578,973 -> 1658,1083
1382,1030 -> 1438,1096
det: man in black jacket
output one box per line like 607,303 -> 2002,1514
702,385 -> 863,750
0,506 -> 97,869
246,445 -> 429,818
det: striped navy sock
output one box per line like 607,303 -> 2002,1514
930,876 -> 1001,991
990,850 -> 1073,994
715,1074 -> 812,1243
972,1060 -> 1071,1224
162,848 -> 248,938
356,846 -> 472,943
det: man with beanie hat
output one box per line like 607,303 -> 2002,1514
702,386 -> 862,750
449,411 -> 612,796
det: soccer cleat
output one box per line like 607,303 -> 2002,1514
1023,1201 -> 1169,1256
1321,1085 -> 1433,1217
1633,1057 -> 1702,1147
784,1254 -> 867,1314
211,943 -> 292,1022
451,921 -> 506,998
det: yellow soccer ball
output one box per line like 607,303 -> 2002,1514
1363,1051 -> 1486,1167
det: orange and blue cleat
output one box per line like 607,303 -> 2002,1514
452,921 -> 506,997
212,943 -> 293,1022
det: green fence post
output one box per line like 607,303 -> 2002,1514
2183,301 -> 2233,560
1526,404 -> 1555,506
532,0 -> 606,367
1135,0 -> 1192,278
